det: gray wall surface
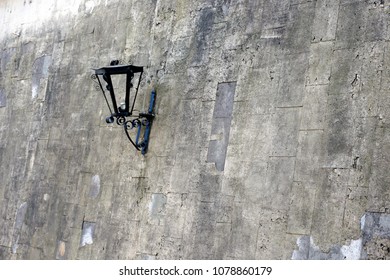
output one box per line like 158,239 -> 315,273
0,0 -> 390,260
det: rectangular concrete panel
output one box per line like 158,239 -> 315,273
0,89 -> 6,107
287,182 -> 316,235
311,0 -> 340,42
270,107 -> 301,157
264,157 -> 295,211
207,82 -> 236,171
306,41 -> 333,86
294,130 -> 325,182
300,85 -> 328,130
367,125 -> 390,212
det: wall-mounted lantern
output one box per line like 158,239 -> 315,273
92,60 -> 155,155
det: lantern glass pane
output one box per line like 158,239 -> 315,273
110,74 -> 126,110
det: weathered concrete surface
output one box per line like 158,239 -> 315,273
0,0 -> 390,260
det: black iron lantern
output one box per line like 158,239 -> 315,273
91,60 -> 155,155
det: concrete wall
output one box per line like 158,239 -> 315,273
0,0 -> 390,260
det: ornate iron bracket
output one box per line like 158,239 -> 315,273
121,89 -> 156,155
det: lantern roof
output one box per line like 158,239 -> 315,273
93,64 -> 143,75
